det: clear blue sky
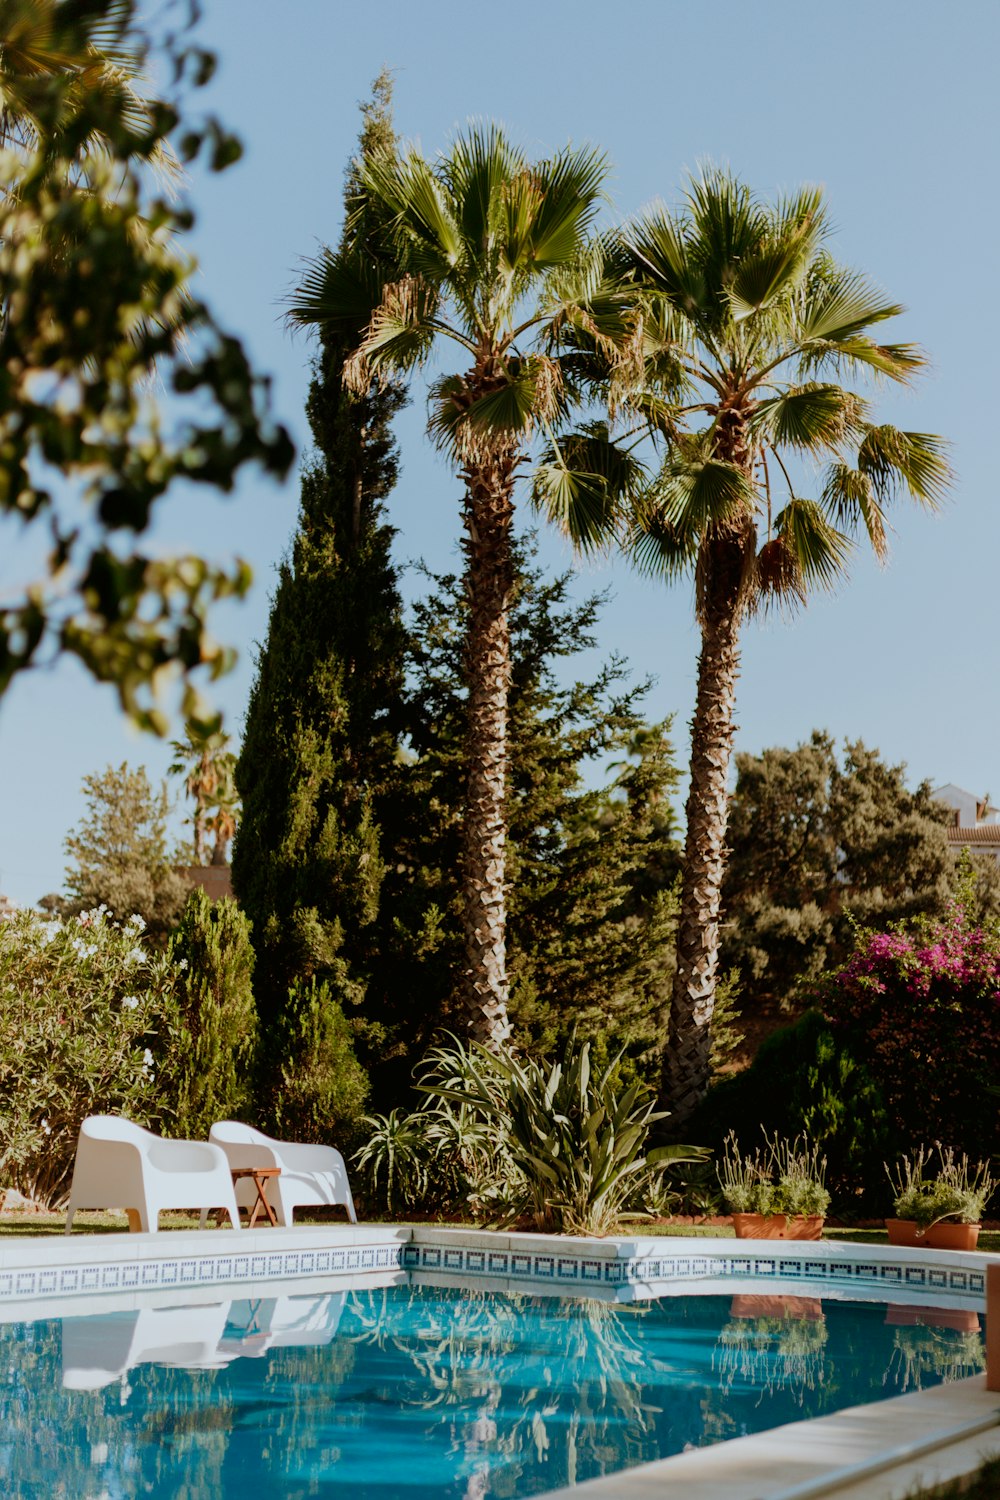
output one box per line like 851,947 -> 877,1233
2,0 -> 997,904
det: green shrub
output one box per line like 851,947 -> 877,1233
0,907 -> 178,1204
690,1010 -> 893,1211
163,890 -> 258,1140
272,977 -> 369,1146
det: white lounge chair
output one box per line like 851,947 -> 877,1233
64,1115 -> 240,1234
206,1121 -> 357,1227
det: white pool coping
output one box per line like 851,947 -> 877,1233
1,1222 -> 997,1498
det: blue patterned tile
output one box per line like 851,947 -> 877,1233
534,1255 -> 554,1278
804,1260 -> 827,1278
971,1273 -> 985,1294
581,1259 -> 602,1282
879,1264 -> 902,1282
489,1252 -> 509,1274
929,1269 -> 947,1289
511,1252 -> 532,1276
443,1248 -> 463,1270
557,1258 -> 578,1280
15,1273 -> 35,1296
401,1245 -> 419,1269
905,1266 -> 927,1286
421,1247 -> 442,1269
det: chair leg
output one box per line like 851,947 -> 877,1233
199,1207 -> 210,1230
64,1207 -> 75,1236
226,1206 -> 240,1231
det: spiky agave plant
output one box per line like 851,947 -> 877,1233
420,1032 -> 707,1235
536,169 -> 951,1122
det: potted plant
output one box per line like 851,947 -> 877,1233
885,1145 -> 995,1251
718,1132 -> 830,1240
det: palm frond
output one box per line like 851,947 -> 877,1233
858,425 -> 951,509
799,336 -> 927,382
821,462 -> 887,560
728,188 -> 824,319
343,274 -> 439,390
796,266 -> 903,343
773,498 -> 853,592
649,453 -> 756,531
444,122 -> 524,261
523,144 -> 608,268
532,424 -> 640,552
358,144 -> 463,277
622,208 -> 705,314
628,498 -> 700,581
287,246 -> 383,336
752,384 -> 866,453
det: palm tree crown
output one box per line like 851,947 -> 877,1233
538,169 -> 950,1119
290,125 -> 611,1046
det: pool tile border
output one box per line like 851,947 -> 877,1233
0,1224 -> 993,1314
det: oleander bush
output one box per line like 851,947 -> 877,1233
0,906 -> 179,1205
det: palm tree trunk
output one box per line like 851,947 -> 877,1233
662,543 -> 744,1124
460,451 -> 517,1049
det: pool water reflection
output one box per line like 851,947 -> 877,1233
0,1285 -> 986,1498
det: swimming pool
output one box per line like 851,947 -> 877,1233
0,1281 -> 986,1499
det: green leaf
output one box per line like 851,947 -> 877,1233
774,498 -> 853,591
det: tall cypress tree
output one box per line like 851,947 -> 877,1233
233,76 -> 406,1046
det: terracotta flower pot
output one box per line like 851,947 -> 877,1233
731,1213 -> 824,1241
730,1294 -> 824,1321
885,1218 -> 981,1252
885,1303 -> 981,1333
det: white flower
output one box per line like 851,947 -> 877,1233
178,958 -> 189,972
126,947 -> 145,967
40,1118 -> 51,1136
127,914 -> 146,932
121,995 -> 140,1011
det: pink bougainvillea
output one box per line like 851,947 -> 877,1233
820,906 -> 1000,1161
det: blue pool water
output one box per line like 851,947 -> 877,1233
0,1284 -> 985,1498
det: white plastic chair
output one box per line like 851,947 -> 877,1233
64,1115 -> 240,1234
206,1121 -> 357,1227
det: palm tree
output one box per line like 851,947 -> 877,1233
169,720 -> 237,866
288,125 -> 613,1048
537,170 -> 950,1121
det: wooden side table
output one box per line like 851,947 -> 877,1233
231,1166 -> 281,1229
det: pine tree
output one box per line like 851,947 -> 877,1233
232,77 -> 407,1048
166,889 -> 258,1139
364,539 -> 682,1099
60,762 -> 189,938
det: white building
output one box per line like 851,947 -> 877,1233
933,784 -> 1000,862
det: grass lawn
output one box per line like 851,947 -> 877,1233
1,1213 -> 998,1253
